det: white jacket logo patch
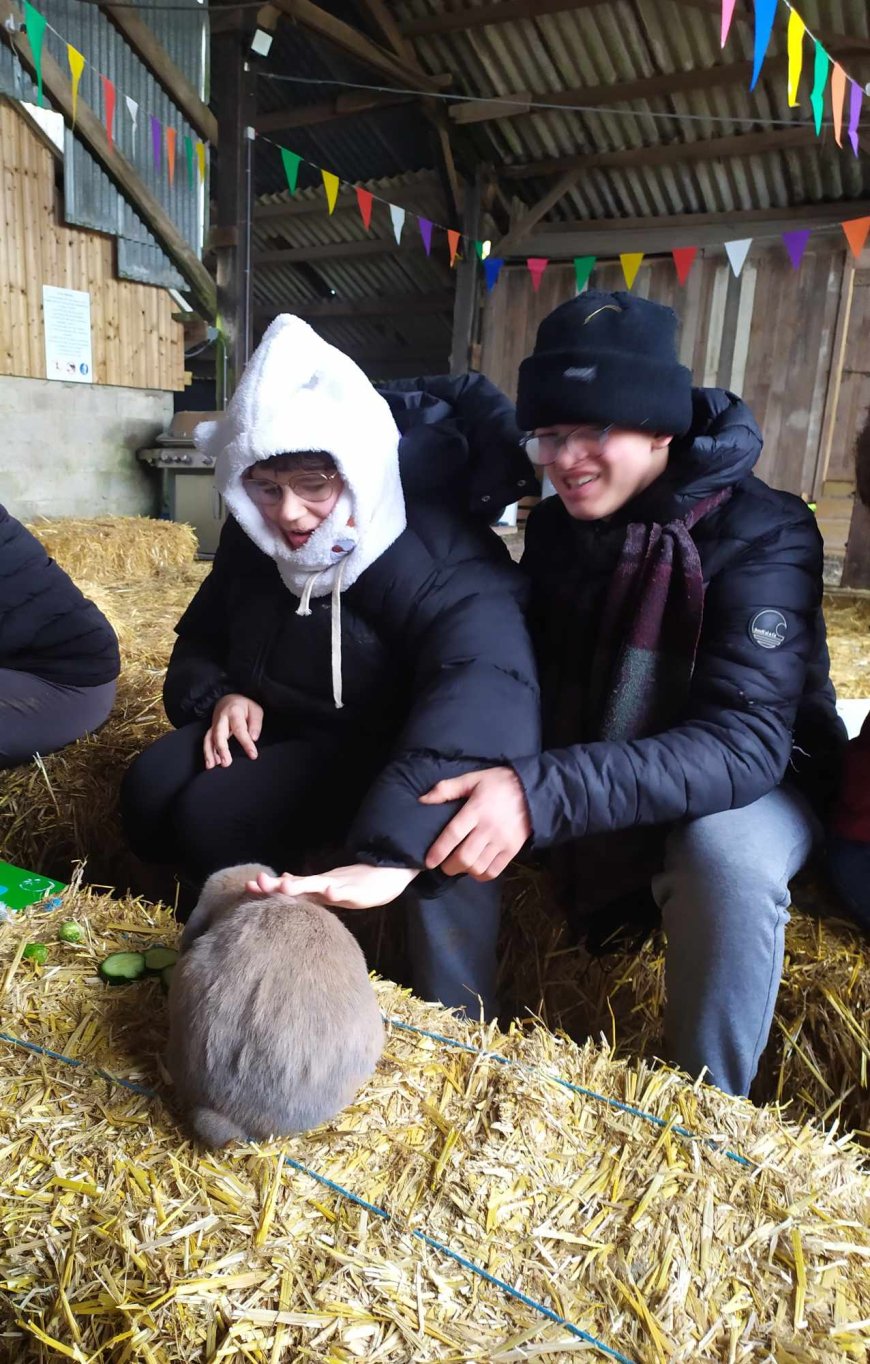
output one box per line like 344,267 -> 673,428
749,609 -> 788,649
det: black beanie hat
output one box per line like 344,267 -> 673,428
516,290 -> 693,436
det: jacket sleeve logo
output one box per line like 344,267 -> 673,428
748,609 -> 788,649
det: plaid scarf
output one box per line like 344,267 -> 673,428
588,488 -> 733,742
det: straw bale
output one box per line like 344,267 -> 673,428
1,889 -> 869,1364
822,593 -> 870,699
26,516 -> 198,586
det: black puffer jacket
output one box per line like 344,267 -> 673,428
0,505 -> 120,687
164,376 -> 541,873
513,389 -> 846,845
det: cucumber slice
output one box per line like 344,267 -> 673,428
160,963 -> 176,994
144,946 -> 179,974
22,942 -> 48,964
57,921 -> 83,944
99,951 -> 146,984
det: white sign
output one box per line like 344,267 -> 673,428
43,285 -> 93,384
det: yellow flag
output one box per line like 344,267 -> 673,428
321,169 -> 340,214
67,45 -> 85,126
195,140 -> 206,183
620,252 -> 644,290
787,10 -> 805,106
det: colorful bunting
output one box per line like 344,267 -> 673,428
782,229 -> 810,270
166,126 -> 176,187
418,217 -> 433,255
321,169 -> 340,213
195,141 -> 206,185
720,0 -> 736,48
280,148 -> 300,194
809,40 -> 830,135
842,216 -> 870,260
483,257 -> 504,291
185,134 -> 195,190
786,10 -> 804,106
831,65 -> 846,148
672,246 -> 698,286
101,75 -> 116,150
23,2 -> 46,106
389,203 -> 405,243
725,238 -> 752,277
356,186 -> 373,230
149,114 -> 161,171
848,84 -> 862,157
476,239 -> 491,260
447,229 -> 461,267
750,0 -> 777,90
527,258 -> 548,292
620,252 -> 644,290
573,255 -> 596,292
125,95 -> 139,149
67,45 -> 85,127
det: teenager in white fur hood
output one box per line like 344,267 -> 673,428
121,315 -> 540,1017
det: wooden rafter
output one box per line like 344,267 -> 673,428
255,91 -> 415,132
287,289 -> 455,318
270,0 -> 449,90
0,0 -> 215,317
100,3 -> 217,144
253,237 -> 449,266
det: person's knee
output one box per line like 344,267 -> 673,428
657,810 -> 792,927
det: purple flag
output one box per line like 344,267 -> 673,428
483,257 -> 504,291
418,218 -> 433,255
150,115 -> 162,172
751,0 -> 777,89
849,83 -> 862,156
782,229 -> 811,271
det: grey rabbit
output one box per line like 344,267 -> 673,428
166,862 -> 384,1147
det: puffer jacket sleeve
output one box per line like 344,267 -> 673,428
512,505 -> 825,846
0,505 -> 120,686
345,518 -> 540,883
163,520 -> 237,727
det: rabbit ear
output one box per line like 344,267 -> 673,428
180,898 -> 214,950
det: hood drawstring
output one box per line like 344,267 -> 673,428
295,555 -> 347,709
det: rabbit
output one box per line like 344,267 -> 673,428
166,862 -> 384,1147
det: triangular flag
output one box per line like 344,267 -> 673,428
102,76 -> 116,151
751,0 -> 777,90
672,246 -> 698,286
725,238 -> 752,277
185,134 -> 195,190
166,126 -> 177,187
787,10 -> 805,106
280,148 -> 300,194
620,252 -> 644,290
418,218 -> 433,255
321,169 -> 340,214
67,45 -> 85,127
483,257 -> 504,291
782,229 -> 810,270
149,114 -> 161,171
573,255 -> 596,292
23,3 -> 46,106
125,95 -> 138,144
720,0 -> 736,48
831,65 -> 846,147
527,257 -> 549,292
355,186 -> 373,230
810,41 -> 830,135
447,229 -> 461,267
848,83 -> 862,157
389,203 -> 405,244
195,141 -> 206,184
842,216 -> 870,260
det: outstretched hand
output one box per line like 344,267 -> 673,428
245,864 -> 419,910
420,766 -> 532,879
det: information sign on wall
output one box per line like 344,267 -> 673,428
42,285 -> 93,383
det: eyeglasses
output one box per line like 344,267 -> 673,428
520,425 -> 613,465
244,470 -> 339,506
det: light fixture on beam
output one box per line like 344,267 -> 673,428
250,4 -> 280,59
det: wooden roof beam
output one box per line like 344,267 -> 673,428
271,0 -> 450,90
100,3 -> 217,144
253,237 -> 449,266
255,91 -> 415,132
1,0 -> 216,317
284,289 -> 455,318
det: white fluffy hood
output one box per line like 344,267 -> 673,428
195,314 -> 406,599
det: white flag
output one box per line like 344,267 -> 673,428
125,95 -> 139,143
389,203 -> 405,244
724,238 -> 752,278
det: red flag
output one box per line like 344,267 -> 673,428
356,186 -> 373,231
166,127 -> 177,186
447,229 -> 461,267
672,246 -> 698,286
527,257 -> 548,292
101,75 -> 116,150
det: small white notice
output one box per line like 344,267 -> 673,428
43,285 -> 93,384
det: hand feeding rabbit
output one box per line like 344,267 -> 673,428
166,863 -> 384,1147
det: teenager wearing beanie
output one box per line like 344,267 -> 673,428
419,290 -> 847,1098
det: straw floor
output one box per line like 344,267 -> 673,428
2,889 -> 869,1364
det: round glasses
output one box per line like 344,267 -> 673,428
521,424 -> 613,465
244,470 -> 339,506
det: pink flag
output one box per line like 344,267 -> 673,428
527,258 -> 548,292
721,0 -> 736,47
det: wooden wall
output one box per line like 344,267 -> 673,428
480,241 -> 870,499
0,99 -> 184,391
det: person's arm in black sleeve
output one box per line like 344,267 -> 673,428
513,510 -> 824,847
162,522 -> 237,728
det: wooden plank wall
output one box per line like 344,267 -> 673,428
480,243 -> 850,499
0,99 -> 184,391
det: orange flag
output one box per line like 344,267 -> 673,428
831,65 -> 847,147
842,216 -> 870,259
166,127 -> 177,186
447,229 -> 461,267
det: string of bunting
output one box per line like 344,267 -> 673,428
722,0 -> 867,150
268,139 -> 870,294
19,0 -> 207,190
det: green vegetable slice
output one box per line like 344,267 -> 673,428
22,942 -> 48,964
58,921 -> 83,944
99,951 -> 146,983
144,946 -> 179,974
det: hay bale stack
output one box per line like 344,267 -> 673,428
1,890 -> 869,1363
823,593 -> 870,699
26,515 -> 199,585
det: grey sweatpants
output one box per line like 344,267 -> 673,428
653,785 -> 819,1096
0,668 -> 116,769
